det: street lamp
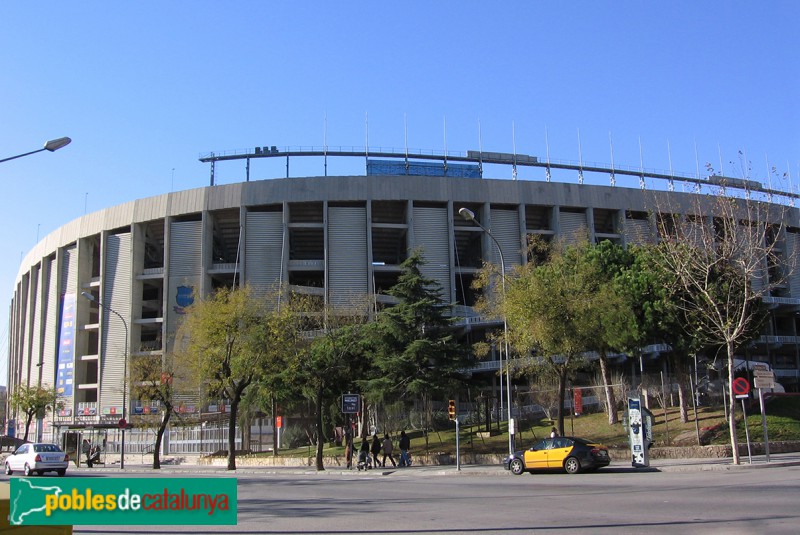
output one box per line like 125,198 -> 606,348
81,291 -> 128,469
0,137 -> 71,164
458,207 -> 514,456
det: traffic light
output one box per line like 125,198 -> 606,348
448,399 -> 456,421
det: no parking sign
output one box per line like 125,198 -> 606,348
732,377 -> 750,399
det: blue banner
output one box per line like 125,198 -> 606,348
56,293 -> 77,397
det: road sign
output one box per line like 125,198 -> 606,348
276,416 -> 283,429
732,377 -> 750,398
118,418 -> 127,429
754,375 -> 775,389
341,394 -> 360,414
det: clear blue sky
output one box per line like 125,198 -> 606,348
2,2 -> 798,385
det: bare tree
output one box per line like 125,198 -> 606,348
525,378 -> 562,422
650,181 -> 795,464
129,353 -> 179,469
588,370 -> 628,416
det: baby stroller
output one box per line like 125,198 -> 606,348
356,449 -> 372,471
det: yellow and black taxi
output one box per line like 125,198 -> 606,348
503,436 -> 611,475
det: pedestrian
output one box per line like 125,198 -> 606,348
358,439 -> 371,469
398,430 -> 411,467
370,434 -> 382,467
82,438 -> 93,468
382,434 -> 396,467
550,427 -> 559,438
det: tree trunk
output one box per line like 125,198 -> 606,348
23,412 -> 34,442
315,385 -> 325,471
241,412 -> 251,451
598,351 -> 618,424
671,353 -> 689,424
227,397 -> 239,471
153,409 -> 171,469
557,364 -> 569,436
677,376 -> 688,424
727,341 -> 740,465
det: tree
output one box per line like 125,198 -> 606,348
501,242 -> 595,435
620,245 -> 700,423
579,240 -> 639,424
363,250 -> 469,448
9,384 -> 59,442
129,353 -> 182,469
281,293 -> 372,471
651,188 -> 790,464
178,286 -> 298,470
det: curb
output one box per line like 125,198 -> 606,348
60,458 -> 800,477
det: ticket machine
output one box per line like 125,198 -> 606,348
627,397 -> 653,468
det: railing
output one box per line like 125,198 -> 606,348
198,144 -> 800,204
759,335 -> 800,345
762,296 -> 800,306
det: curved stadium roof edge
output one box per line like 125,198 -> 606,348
17,171 -> 799,284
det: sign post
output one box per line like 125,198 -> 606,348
732,377 -> 752,464
341,394 -> 360,414
753,365 -> 775,462
455,416 -> 460,472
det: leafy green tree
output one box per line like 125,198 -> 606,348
281,293 -> 372,471
177,286 -> 298,470
502,243 -> 594,435
363,250 -> 469,441
9,384 -> 59,442
619,245 -> 700,423
578,241 -> 638,424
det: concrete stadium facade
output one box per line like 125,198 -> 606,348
8,171 -> 800,455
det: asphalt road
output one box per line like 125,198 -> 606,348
62,464 -> 800,535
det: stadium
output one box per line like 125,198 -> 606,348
7,145 -> 800,460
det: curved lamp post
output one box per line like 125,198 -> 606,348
0,137 -> 71,164
458,207 -> 514,456
81,291 -> 128,469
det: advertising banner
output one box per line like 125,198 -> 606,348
10,477 -> 237,526
56,293 -> 77,397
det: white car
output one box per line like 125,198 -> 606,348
4,443 -> 69,476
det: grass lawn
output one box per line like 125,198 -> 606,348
258,395 -> 800,458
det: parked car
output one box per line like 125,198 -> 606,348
503,436 -> 610,475
4,443 -> 69,476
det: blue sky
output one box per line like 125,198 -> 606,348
2,2 -> 798,384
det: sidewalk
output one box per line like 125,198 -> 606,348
66,450 -> 800,477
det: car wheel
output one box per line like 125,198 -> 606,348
4,463 -> 12,475
509,458 -> 525,475
564,457 -> 581,474
23,464 -> 33,476
57,469 -> 66,477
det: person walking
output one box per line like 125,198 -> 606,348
358,439 -> 371,469
382,434 -> 397,467
398,430 -> 411,467
82,439 -> 93,468
370,434 -> 382,468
